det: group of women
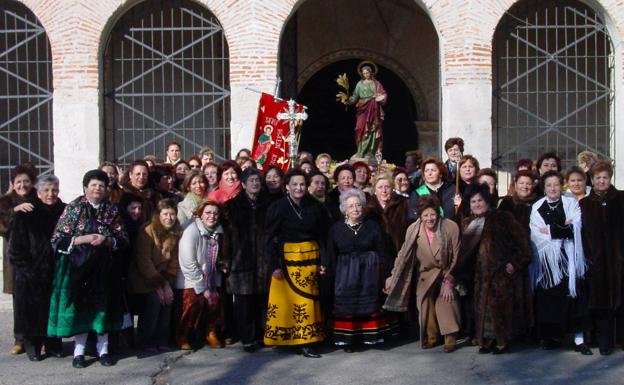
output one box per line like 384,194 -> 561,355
1,142 -> 623,369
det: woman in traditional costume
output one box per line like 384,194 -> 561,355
8,175 -> 65,361
384,195 -> 461,353
47,170 -> 129,368
344,62 -> 387,159
366,172 -> 411,336
529,171 -> 591,355
323,189 -> 390,352
263,169 -> 329,358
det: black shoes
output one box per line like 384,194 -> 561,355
99,354 -> 114,367
478,346 -> 492,354
574,344 -> 593,355
492,345 -> 509,355
298,346 -> 321,358
72,355 -> 86,369
72,353 -> 114,367
343,346 -> 354,353
599,348 -> 613,356
243,344 -> 257,353
27,352 -> 43,362
541,339 -> 561,350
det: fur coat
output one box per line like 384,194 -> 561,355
580,185 -> 624,310
0,190 -> 37,294
127,216 -> 182,294
467,210 -> 533,343
8,198 -> 65,336
224,191 -> 270,296
366,193 -> 411,256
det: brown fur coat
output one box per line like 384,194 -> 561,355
467,210 -> 532,344
127,216 -> 182,294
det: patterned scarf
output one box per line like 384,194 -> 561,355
202,225 -> 220,290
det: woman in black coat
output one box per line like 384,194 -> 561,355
0,164 -> 37,355
580,160 -> 624,355
8,175 -> 65,361
224,168 -> 270,352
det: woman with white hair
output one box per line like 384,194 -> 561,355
322,188 -> 391,352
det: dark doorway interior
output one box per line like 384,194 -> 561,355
296,59 -> 418,164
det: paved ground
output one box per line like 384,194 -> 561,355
1,254 -> 624,385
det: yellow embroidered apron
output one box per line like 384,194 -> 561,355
264,241 -> 325,345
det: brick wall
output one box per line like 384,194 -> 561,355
10,0 -> 624,197
18,0 -> 624,93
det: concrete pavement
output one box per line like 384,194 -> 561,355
0,299 -> 622,385
0,258 -> 622,385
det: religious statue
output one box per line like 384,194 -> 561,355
336,61 -> 387,160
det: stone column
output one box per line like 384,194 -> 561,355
440,81 -> 492,166
53,89 -> 101,201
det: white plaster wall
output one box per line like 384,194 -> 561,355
53,89 -> 101,201
441,82 -> 493,166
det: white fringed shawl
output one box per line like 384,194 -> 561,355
529,196 -> 586,297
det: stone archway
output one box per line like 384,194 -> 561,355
297,59 -> 419,164
492,0 -> 615,172
102,0 -> 231,165
278,0 -> 440,161
0,0 -> 54,191
298,50 -> 430,121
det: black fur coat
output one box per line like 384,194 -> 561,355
8,198 -> 65,336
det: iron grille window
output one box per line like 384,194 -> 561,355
493,0 -> 614,173
103,0 -> 231,167
0,1 -> 53,191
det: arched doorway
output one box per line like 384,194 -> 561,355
492,0 -> 614,172
298,59 -> 418,164
0,0 -> 53,191
279,0 -> 439,163
103,0 -> 231,165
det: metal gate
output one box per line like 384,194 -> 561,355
493,0 -> 614,172
103,0 -> 230,166
0,1 -> 53,191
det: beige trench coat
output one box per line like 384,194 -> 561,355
414,219 -> 461,344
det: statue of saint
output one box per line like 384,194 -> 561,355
337,61 -> 387,160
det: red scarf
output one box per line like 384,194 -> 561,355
207,179 -> 241,204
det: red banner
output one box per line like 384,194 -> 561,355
251,93 -> 303,172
